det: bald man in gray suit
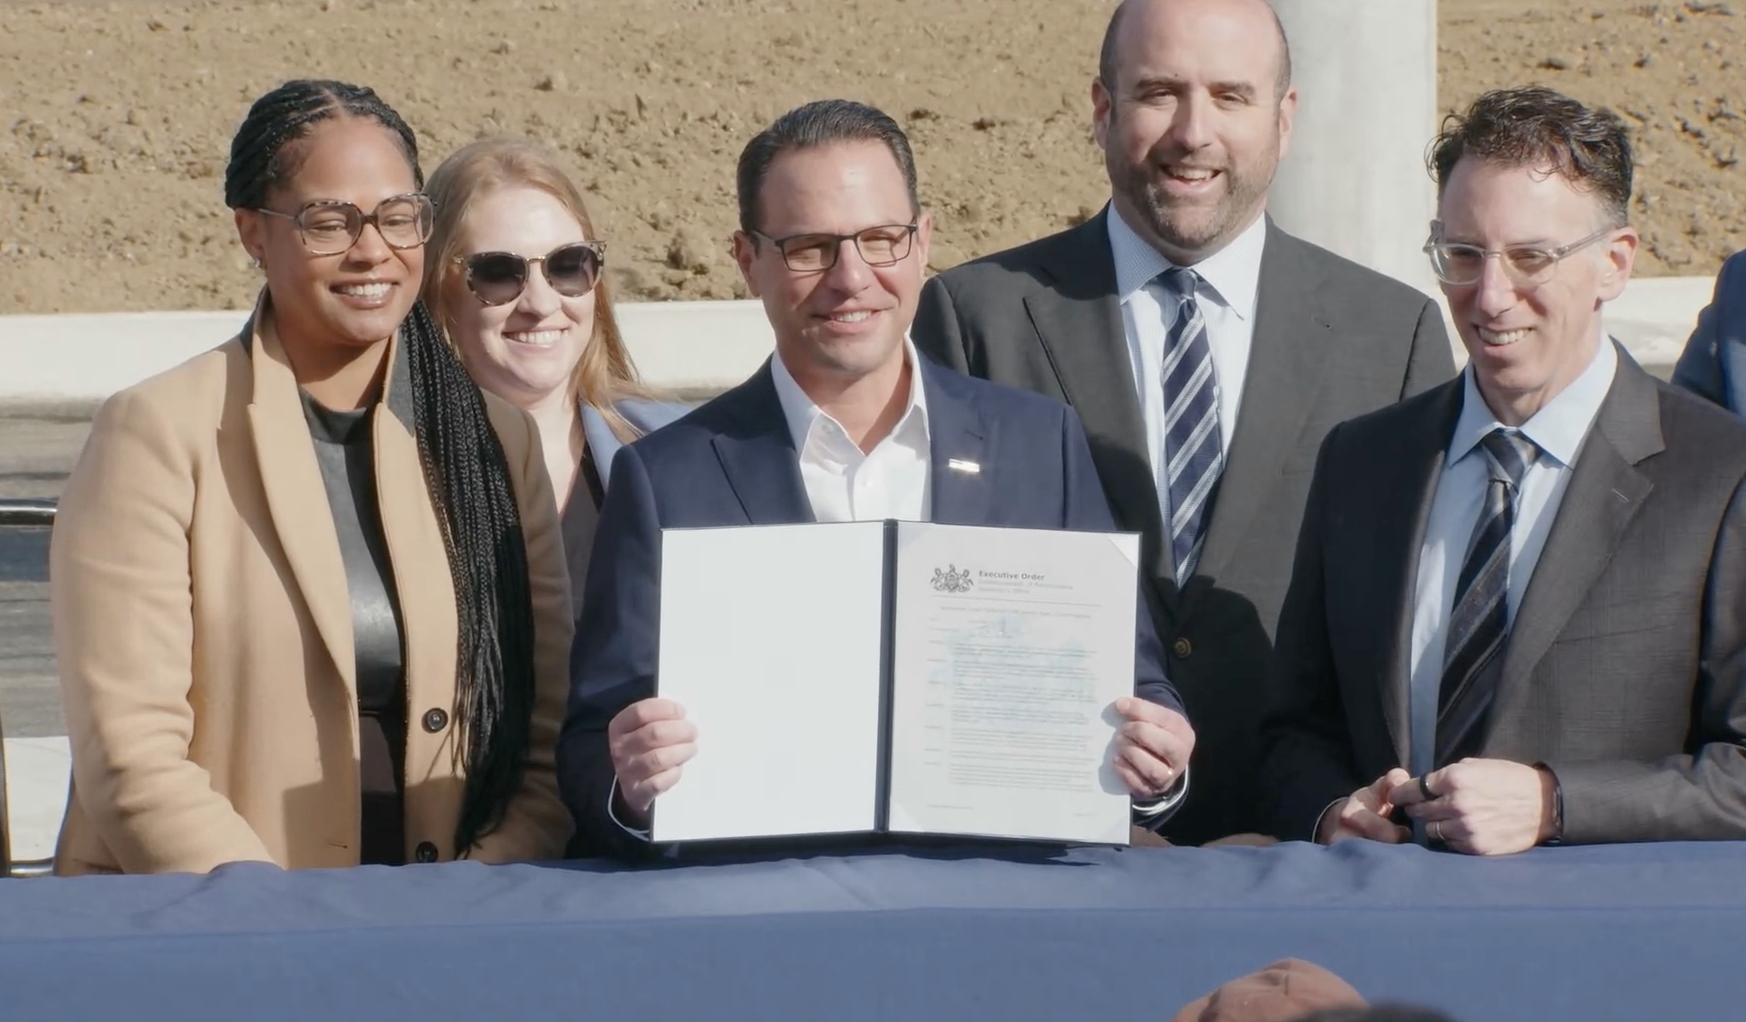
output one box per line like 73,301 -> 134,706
914,0 -> 1454,844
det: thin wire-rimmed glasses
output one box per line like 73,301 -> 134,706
1423,227 -> 1615,287
455,241 -> 607,306
252,193 -> 435,256
751,223 -> 919,272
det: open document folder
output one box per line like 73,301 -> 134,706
652,520 -> 1141,846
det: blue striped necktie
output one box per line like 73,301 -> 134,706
1436,428 -> 1540,767
1156,267 -> 1224,587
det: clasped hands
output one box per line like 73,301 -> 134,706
606,695 -> 1196,827
1317,758 -> 1559,855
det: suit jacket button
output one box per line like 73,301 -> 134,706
1172,637 -> 1193,659
414,841 -> 438,863
422,707 -> 449,733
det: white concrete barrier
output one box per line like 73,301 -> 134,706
0,280 -> 1709,405
1270,0 -> 1441,296
4,736 -> 68,865
1592,275 -> 1715,367
0,299 -> 779,403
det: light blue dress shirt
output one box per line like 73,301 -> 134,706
1406,335 -> 1618,777
1106,208 -> 1264,545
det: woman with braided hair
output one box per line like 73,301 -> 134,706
49,79 -> 574,873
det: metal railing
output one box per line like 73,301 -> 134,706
0,498 -> 57,877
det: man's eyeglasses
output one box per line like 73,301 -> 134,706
1423,227 -> 1615,287
252,193 -> 435,257
456,241 -> 606,306
751,223 -> 919,272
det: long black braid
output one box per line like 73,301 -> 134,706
226,80 -> 537,853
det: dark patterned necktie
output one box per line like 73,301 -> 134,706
1156,267 -> 1223,586
1436,428 -> 1540,768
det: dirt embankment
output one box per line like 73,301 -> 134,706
2,0 -> 1743,314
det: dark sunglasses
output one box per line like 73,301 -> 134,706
456,241 -> 605,306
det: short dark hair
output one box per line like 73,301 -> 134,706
1096,0 -> 1293,101
1428,85 -> 1633,227
735,99 -> 919,235
1293,1007 -> 1457,1022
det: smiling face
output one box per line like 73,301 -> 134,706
235,116 -> 424,354
438,185 -> 596,411
1437,155 -> 1637,424
731,139 -> 930,388
1093,0 -> 1295,264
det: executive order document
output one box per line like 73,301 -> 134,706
651,521 -> 1140,845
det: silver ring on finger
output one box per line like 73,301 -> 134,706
1429,819 -> 1444,843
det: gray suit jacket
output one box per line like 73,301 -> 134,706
1674,249 -> 1746,417
914,209 -> 1456,843
1259,350 -> 1746,844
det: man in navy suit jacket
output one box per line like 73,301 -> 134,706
1674,249 -> 1746,416
558,100 -> 1195,858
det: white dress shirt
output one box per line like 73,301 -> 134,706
1406,334 -> 1617,777
1107,206 -> 1265,517
770,337 -> 933,523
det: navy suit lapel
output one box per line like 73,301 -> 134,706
919,360 -> 993,526
708,364 -> 815,525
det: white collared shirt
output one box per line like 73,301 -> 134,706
1405,332 -> 1618,776
1107,206 -> 1265,514
769,337 -> 933,523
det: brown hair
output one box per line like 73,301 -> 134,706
422,137 -> 651,442
1428,86 -> 1633,228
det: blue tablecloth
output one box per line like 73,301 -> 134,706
3,840 -> 1744,1021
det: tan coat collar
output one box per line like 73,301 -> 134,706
239,291 -> 451,710
244,292 -> 358,694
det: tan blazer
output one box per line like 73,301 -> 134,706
51,300 -> 575,874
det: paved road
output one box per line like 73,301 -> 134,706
1,407 -> 86,738
0,365 -> 1686,740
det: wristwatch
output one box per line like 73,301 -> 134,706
1535,763 -> 1564,844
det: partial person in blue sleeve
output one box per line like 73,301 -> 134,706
1672,248 -> 1746,416
557,100 -> 1195,859
422,138 -> 690,617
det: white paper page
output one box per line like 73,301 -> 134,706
886,523 -> 1138,844
652,522 -> 887,842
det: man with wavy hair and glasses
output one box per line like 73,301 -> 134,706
557,100 -> 1195,858
1259,85 -> 1746,853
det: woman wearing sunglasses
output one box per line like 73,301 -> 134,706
50,80 -> 574,873
423,138 -> 688,616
